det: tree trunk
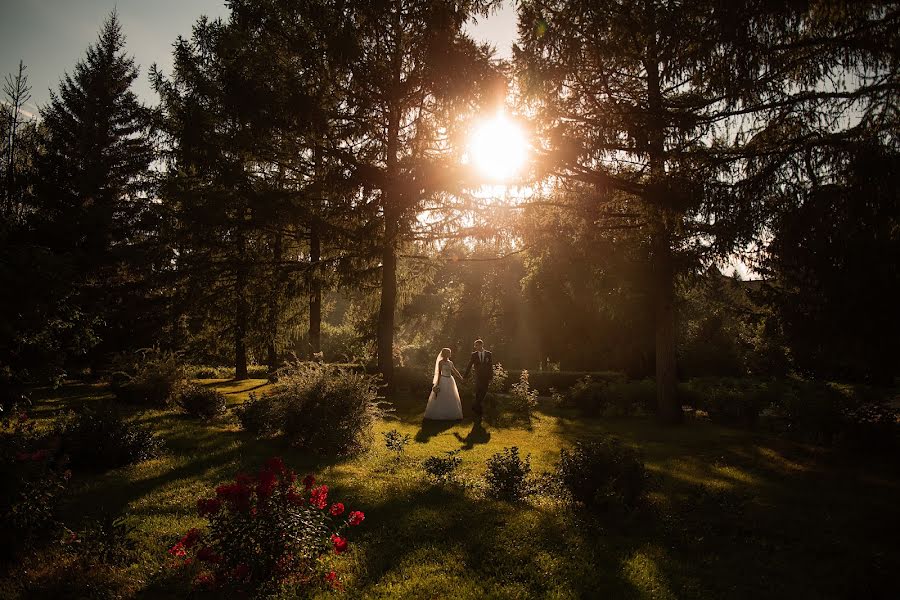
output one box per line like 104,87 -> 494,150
309,141 -> 322,357
234,259 -> 249,380
267,232 -> 282,371
645,42 -> 681,423
654,227 -> 680,423
377,9 -> 402,387
309,226 -> 322,356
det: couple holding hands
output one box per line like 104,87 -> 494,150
424,339 -> 493,421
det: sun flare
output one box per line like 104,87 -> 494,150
468,113 -> 527,181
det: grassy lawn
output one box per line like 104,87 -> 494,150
2,379 -> 898,599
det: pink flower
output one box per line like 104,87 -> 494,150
330,533 -> 348,555
330,502 -> 345,516
348,510 -> 365,526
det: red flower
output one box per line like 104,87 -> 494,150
235,472 -> 255,487
302,474 -> 315,490
180,528 -> 201,549
330,533 -> 348,554
348,510 -> 365,526
196,546 -> 221,563
168,541 -> 186,557
310,485 -> 329,509
197,497 -> 222,516
265,456 -> 286,474
286,488 -> 305,506
257,468 -> 278,499
215,482 -> 251,512
329,502 -> 345,516
324,570 -> 343,590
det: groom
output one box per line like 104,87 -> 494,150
463,338 -> 493,418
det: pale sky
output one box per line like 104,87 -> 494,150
0,0 -> 518,116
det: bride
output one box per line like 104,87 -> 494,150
424,347 -> 464,420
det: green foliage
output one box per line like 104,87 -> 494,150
383,429 -> 411,454
186,364 -> 271,380
236,360 -> 389,455
509,370 -> 538,416
176,383 -> 227,419
557,437 -> 646,511
488,362 -> 509,393
58,404 -> 163,471
64,514 -> 139,567
566,377 -> 655,417
110,347 -> 187,407
422,450 -> 462,485
484,447 -> 531,502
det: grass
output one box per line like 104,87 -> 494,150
2,378 -> 898,598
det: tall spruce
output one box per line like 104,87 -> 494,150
33,11 -> 156,366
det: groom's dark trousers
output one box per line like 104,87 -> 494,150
464,350 -> 493,416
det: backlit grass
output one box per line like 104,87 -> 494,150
1,379 -> 897,598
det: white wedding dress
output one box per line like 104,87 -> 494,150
424,361 -> 463,420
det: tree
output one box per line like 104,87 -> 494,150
340,0 -> 502,384
514,0 -> 898,422
2,60 -> 34,221
31,11 -> 157,368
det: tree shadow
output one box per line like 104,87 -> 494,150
453,419 -> 491,450
414,418 -> 458,443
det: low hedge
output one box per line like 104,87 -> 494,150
390,366 -> 626,395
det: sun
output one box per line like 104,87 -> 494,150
468,113 -> 527,181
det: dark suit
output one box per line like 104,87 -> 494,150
464,350 -> 493,416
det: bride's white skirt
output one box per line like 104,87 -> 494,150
424,375 -> 463,420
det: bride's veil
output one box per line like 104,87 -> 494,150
432,351 -> 443,387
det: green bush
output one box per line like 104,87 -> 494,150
566,377 -> 655,416
109,347 -> 187,407
186,364 -> 272,379
383,428 -> 411,454
503,370 -> 626,395
509,370 -> 538,415
0,409 -> 70,556
485,447 -> 531,502
176,384 -> 227,419
58,405 -> 163,471
557,436 -> 646,511
236,360 -> 389,455
489,363 -> 509,393
422,450 -> 462,485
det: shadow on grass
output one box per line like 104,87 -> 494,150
414,418 -> 458,443
453,419 -> 490,450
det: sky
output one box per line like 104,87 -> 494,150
0,0 -> 518,116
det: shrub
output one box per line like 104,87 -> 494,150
549,387 -> 567,406
509,370 -> 539,416
236,360 -> 390,455
170,457 -> 364,596
109,347 -> 187,407
557,436 -> 646,511
64,514 -> 138,567
176,383 -> 227,419
422,450 -> 462,485
58,405 -> 163,471
488,363 -> 509,393
383,429 -> 411,454
567,377 -> 655,416
0,409 -> 70,555
839,401 -> 899,452
484,447 -> 531,502
187,364 -> 271,379
505,370 -> 626,395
